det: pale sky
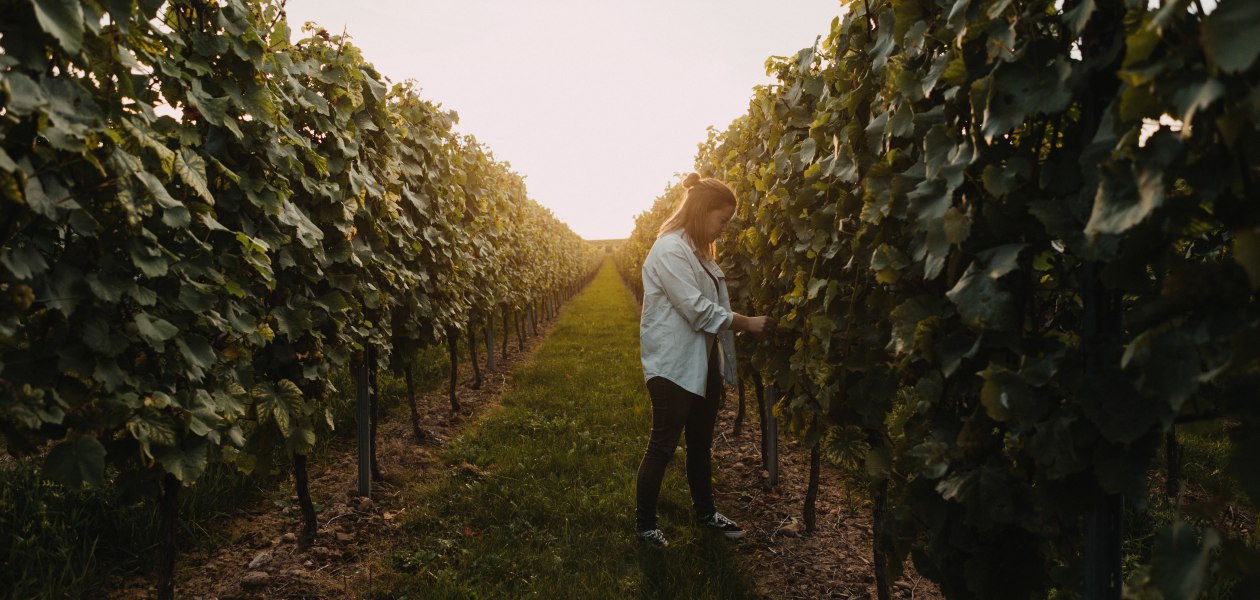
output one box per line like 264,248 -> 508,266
283,1 -> 844,240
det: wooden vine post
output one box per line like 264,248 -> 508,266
356,350 -> 372,498
485,322 -> 496,371
157,474 -> 180,600
1078,0 -> 1126,595
764,383 -> 779,486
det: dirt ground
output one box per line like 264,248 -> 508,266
109,315 -> 940,599
710,400 -> 941,600
108,322 -> 560,600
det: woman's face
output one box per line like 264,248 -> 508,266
702,204 -> 737,245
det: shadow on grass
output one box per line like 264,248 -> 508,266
634,539 -> 762,600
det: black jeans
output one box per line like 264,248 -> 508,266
634,346 -> 722,532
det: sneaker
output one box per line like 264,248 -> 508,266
636,528 -> 669,547
698,511 -> 745,539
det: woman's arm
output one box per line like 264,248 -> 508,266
646,244 -> 732,334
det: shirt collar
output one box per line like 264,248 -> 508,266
665,228 -> 713,263
676,229 -> 706,259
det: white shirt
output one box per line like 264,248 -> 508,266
639,229 -> 738,396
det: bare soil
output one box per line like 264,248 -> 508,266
108,322 -> 558,600
109,316 -> 942,599
711,399 -> 942,600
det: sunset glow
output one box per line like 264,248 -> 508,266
283,1 -> 844,239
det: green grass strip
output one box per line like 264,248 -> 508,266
379,261 -> 761,599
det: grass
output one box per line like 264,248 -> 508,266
1176,420 -> 1244,502
376,262 -> 762,599
0,443 -> 285,598
1116,422 -> 1254,599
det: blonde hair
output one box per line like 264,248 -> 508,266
657,173 -> 737,259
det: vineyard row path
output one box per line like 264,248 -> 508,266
114,260 -> 940,599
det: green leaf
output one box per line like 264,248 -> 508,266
1027,417 -> 1084,479
940,51 -> 967,87
1173,79 -> 1225,129
2,384 -> 66,428
177,282 -> 214,313
23,174 -> 58,218
971,244 -> 1024,279
806,277 -> 827,300
0,242 -> 50,280
1080,377 -> 1156,444
872,244 -> 910,282
866,446 -> 892,479
797,138 -> 817,165
1233,228 -> 1260,290
945,245 -> 1025,330
187,81 -> 243,139
0,147 -> 15,172
908,438 -> 951,479
226,302 -> 258,334
163,205 -> 191,228
187,406 -> 221,439
888,297 -> 938,355
980,157 -> 1031,198
1122,329 -> 1202,413
175,149 -> 214,203
135,312 -> 178,344
1119,85 -> 1161,123
982,60 -> 1071,141
1149,522 -> 1221,600
1085,167 -> 1163,236
148,391 -> 173,410
135,170 -> 181,209
888,106 -> 913,138
278,200 -> 323,248
122,119 -> 176,173
1202,0 -> 1260,74
83,317 -> 127,357
3,73 -> 49,115
979,365 -> 1045,426
175,334 -> 216,373
1228,429 -> 1260,507
130,242 -> 169,277
935,471 -> 974,504
155,437 -> 210,483
128,284 -> 158,306
252,380 -> 303,437
285,425 -> 318,455
200,212 -> 230,232
42,435 -> 106,489
31,0 -> 85,55
1063,0 -> 1095,35
92,359 -> 130,390
943,206 -> 970,244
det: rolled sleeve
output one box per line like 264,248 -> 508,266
647,246 -> 732,334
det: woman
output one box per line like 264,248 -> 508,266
635,173 -> 775,548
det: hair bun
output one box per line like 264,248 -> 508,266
682,173 -> 702,189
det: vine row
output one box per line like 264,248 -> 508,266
621,0 -> 1260,597
0,0 -> 598,596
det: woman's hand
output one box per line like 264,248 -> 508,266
731,314 -> 778,337
747,315 -> 777,336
